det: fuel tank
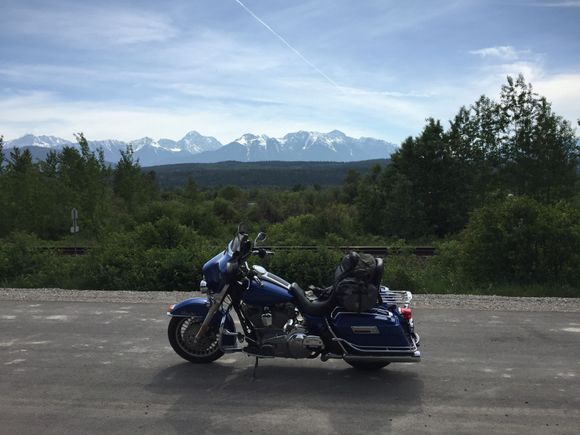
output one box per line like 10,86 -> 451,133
243,278 -> 294,306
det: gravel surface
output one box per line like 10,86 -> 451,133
1,288 -> 579,312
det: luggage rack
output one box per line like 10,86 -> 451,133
379,287 -> 412,307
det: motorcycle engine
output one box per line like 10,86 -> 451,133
241,303 -> 324,358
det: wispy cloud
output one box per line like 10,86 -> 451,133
469,46 -> 529,61
534,1 -> 580,7
1,1 -> 577,144
0,4 -> 176,47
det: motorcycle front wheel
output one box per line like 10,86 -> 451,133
168,316 -> 224,363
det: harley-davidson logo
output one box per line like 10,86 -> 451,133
351,326 -> 380,334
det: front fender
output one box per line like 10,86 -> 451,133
167,297 -> 236,346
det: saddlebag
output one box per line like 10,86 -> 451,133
334,252 -> 381,313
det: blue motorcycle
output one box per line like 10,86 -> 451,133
167,228 -> 420,370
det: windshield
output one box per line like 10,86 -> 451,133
226,231 -> 250,258
227,235 -> 241,255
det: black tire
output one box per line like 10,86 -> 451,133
168,316 -> 224,364
346,361 -> 390,371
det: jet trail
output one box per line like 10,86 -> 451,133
233,0 -> 342,90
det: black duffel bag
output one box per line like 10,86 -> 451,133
334,251 -> 381,313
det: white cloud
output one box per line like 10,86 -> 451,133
470,46 -> 523,61
535,1 -> 580,7
0,91 -> 385,143
534,74 -> 580,124
462,48 -> 579,127
0,5 -> 176,47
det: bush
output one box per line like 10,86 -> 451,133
460,196 -> 580,287
78,230 -> 214,291
0,232 -> 80,288
264,248 -> 343,287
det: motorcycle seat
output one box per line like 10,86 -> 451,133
289,282 -> 336,316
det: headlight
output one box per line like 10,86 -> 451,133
199,279 -> 208,293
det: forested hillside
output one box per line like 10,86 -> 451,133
1,76 -> 578,296
147,160 -> 388,189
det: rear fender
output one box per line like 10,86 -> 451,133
167,297 -> 236,346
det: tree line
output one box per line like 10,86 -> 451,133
0,75 -> 578,295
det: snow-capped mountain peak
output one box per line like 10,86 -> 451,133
177,131 -> 222,154
131,137 -> 160,151
6,134 -> 73,149
4,130 -> 396,166
235,133 -> 269,147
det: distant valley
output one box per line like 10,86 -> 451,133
3,130 -> 397,166
147,159 -> 389,189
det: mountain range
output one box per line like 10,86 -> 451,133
3,130 -> 397,166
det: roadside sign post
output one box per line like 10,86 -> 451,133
70,208 -> 79,255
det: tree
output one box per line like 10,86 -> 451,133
56,133 -> 110,234
389,119 -> 471,236
498,75 -> 578,202
343,169 -> 360,203
113,145 -> 157,211
0,135 -> 5,174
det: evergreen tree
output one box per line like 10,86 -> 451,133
390,119 -> 469,236
113,144 -> 157,212
0,135 -> 5,174
498,75 -> 578,202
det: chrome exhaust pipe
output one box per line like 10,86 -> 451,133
343,351 -> 421,364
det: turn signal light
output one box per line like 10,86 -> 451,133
400,308 -> 412,321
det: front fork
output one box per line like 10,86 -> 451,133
194,284 -> 229,343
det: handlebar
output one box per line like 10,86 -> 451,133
251,248 -> 275,258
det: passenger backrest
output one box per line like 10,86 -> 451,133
373,258 -> 384,287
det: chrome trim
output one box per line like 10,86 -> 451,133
331,308 -> 392,320
261,273 -> 291,290
195,284 -> 229,342
218,304 -> 242,353
379,287 -> 413,306
252,265 -> 291,289
199,279 -> 208,293
252,265 -> 267,275
351,326 -> 380,334
344,352 -> 421,364
325,317 -> 348,354
332,337 -> 418,354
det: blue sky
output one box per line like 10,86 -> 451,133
1,0 -> 579,144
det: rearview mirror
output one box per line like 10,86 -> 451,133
254,232 -> 267,245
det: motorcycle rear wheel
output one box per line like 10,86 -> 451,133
346,361 -> 390,370
168,316 -> 224,363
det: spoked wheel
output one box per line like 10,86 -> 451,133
346,361 -> 390,371
168,316 -> 224,363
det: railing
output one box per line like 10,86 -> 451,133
379,287 -> 413,306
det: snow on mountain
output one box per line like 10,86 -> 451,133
6,134 -> 73,149
220,130 -> 395,162
89,139 -> 126,152
130,137 -> 161,152
176,131 -> 222,154
3,130 -> 396,165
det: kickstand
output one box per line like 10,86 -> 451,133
252,356 -> 259,381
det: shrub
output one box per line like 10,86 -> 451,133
460,196 -> 580,287
264,248 -> 343,287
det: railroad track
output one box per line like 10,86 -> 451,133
40,246 -> 435,257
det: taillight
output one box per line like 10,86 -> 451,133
400,307 -> 412,321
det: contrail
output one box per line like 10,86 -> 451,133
233,0 -> 342,90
